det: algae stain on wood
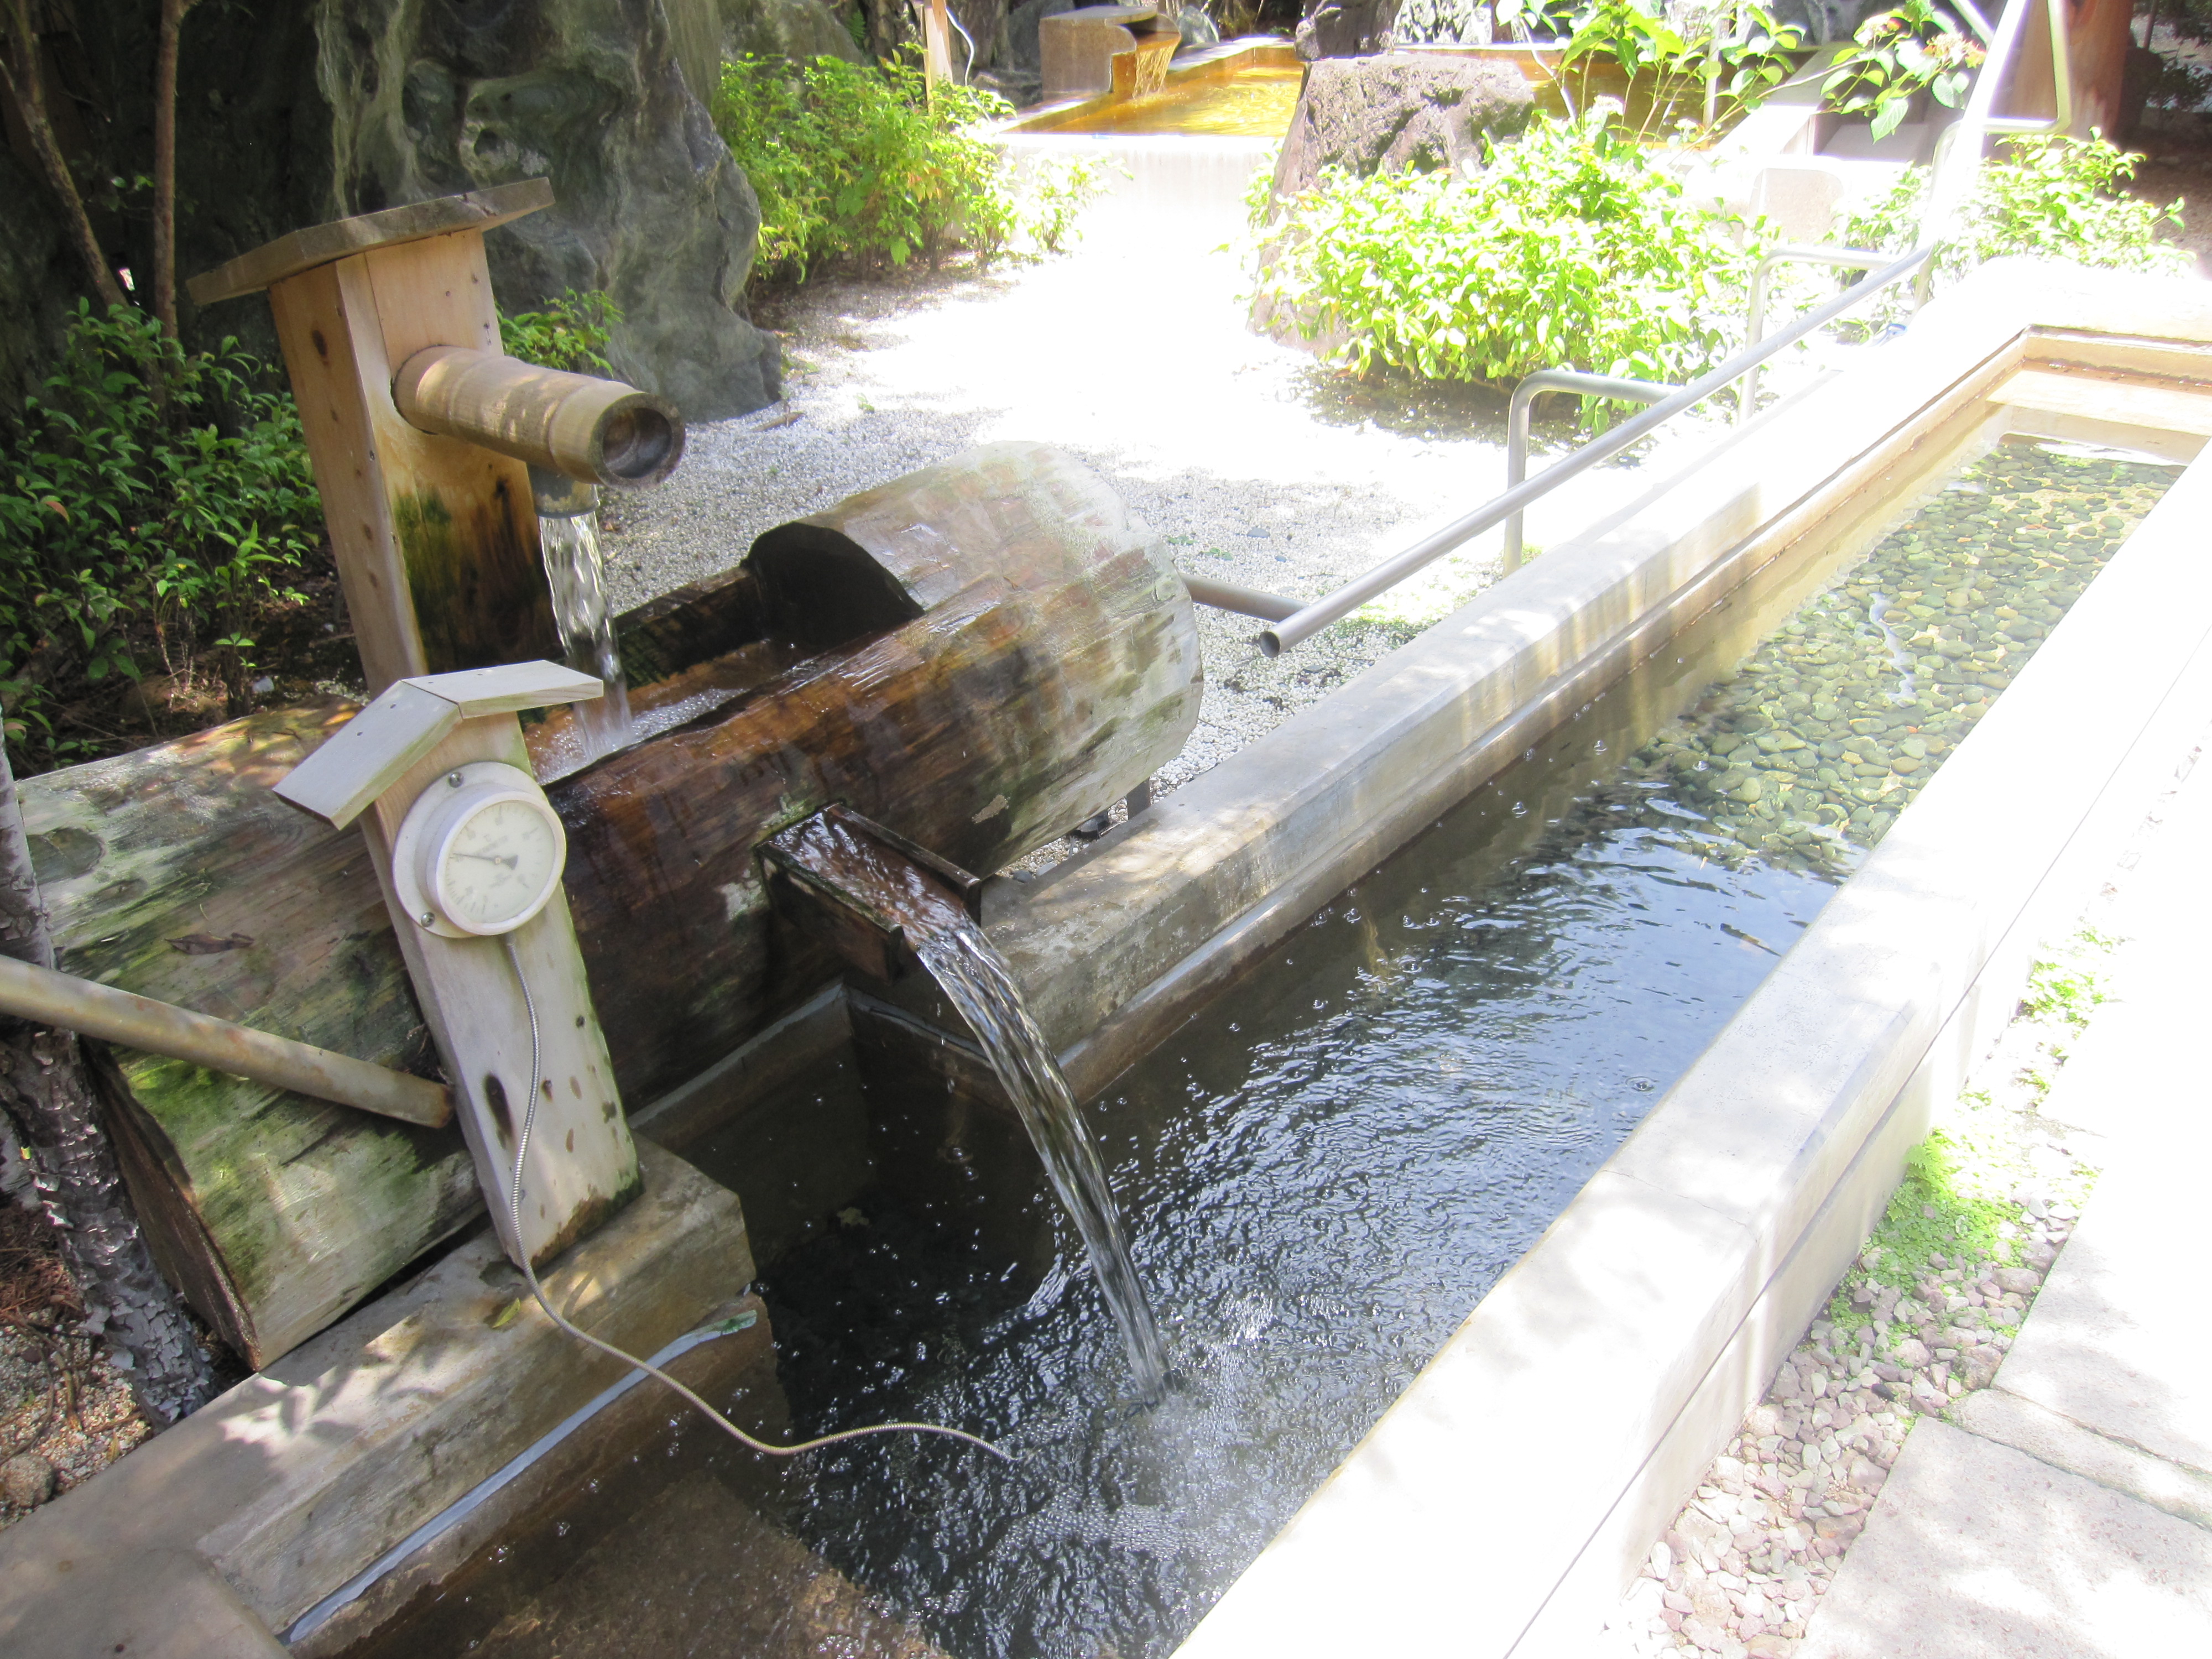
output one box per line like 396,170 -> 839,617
393,481 -> 561,676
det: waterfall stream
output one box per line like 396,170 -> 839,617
771,812 -> 1170,1401
914,920 -> 1170,1401
538,510 -> 635,761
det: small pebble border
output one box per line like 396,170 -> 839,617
0,1319 -> 153,1531
1605,928 -> 2112,1659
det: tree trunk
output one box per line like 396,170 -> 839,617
151,0 -> 201,338
0,0 -> 127,314
0,725 -> 216,1423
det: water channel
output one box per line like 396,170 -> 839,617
347,441 -> 2176,1659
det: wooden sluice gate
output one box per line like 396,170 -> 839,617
16,190 -> 1201,1371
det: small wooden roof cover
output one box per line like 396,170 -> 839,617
187,178 -> 554,306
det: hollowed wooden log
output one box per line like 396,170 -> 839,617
18,444 -> 1199,1368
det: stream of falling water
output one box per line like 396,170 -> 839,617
539,511 -> 635,760
915,919 -> 1171,1402
772,811 -> 1171,1401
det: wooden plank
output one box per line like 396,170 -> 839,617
356,233 -> 564,681
274,682 -> 458,828
413,661 -> 603,719
363,714 -> 639,1269
267,262 -> 427,695
187,180 -> 553,306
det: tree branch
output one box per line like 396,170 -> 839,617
0,0 -> 127,314
152,0 -> 203,338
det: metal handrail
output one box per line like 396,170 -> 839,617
1504,372 -> 1673,570
1736,246 -> 1890,426
1178,0 -> 2062,656
1253,245 -> 1931,655
1913,0 -> 2071,304
1181,573 -> 1301,622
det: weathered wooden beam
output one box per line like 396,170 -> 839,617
186,179 -> 554,306
20,445 -> 1200,1368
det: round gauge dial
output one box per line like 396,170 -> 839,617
432,795 -> 564,933
393,763 -> 568,938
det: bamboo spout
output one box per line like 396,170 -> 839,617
0,953 -> 452,1129
393,345 -> 684,488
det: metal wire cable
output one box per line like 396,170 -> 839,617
499,934 -> 1013,1463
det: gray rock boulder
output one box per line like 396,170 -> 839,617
319,0 -> 780,420
1392,0 -> 1493,44
1293,0 -> 1401,60
720,0 -> 867,64
1175,6 -> 1221,50
1009,0 -> 1078,71
1269,53 -> 1536,201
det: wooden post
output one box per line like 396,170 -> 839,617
189,184 -> 569,696
926,0 -> 955,92
2065,0 -> 2137,135
275,662 -> 639,1271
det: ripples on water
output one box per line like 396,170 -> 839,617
374,444 -> 2173,1659
761,445 -> 2179,1659
769,761 -> 1837,1658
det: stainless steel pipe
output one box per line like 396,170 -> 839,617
0,954 -> 454,1129
1181,573 -> 1303,622
1737,247 -> 1890,426
1257,245 -> 1933,656
394,346 -> 684,489
1504,372 -> 1673,570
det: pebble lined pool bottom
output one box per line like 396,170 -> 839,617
1620,445 -> 2171,875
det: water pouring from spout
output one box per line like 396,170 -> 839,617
764,810 -> 1170,1401
531,468 -> 635,762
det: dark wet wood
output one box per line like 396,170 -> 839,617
17,443 -> 1199,1366
760,807 -> 984,984
566,442 -> 1202,1103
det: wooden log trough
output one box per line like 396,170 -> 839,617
19,442 -> 1200,1368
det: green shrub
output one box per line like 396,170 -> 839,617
1020,155 -> 1114,256
1252,110 -> 1767,426
1507,0 -> 1804,140
1841,131 -> 2191,316
1822,1 -> 1984,143
713,55 -> 1020,281
1,303 -> 320,768
499,289 -> 620,373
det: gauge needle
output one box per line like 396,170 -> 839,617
456,852 -> 520,869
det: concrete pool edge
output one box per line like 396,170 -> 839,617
993,261 -> 2209,1091
1161,265 -> 2212,1657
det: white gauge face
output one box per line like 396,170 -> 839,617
434,796 -> 564,933
394,763 -> 569,940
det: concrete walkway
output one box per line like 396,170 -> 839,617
1798,740 -> 2212,1656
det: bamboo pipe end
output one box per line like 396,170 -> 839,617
393,346 -> 685,490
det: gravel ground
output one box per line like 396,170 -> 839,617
1596,737 -> 2201,1659
0,1201 -> 156,1535
602,221 -> 1783,831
